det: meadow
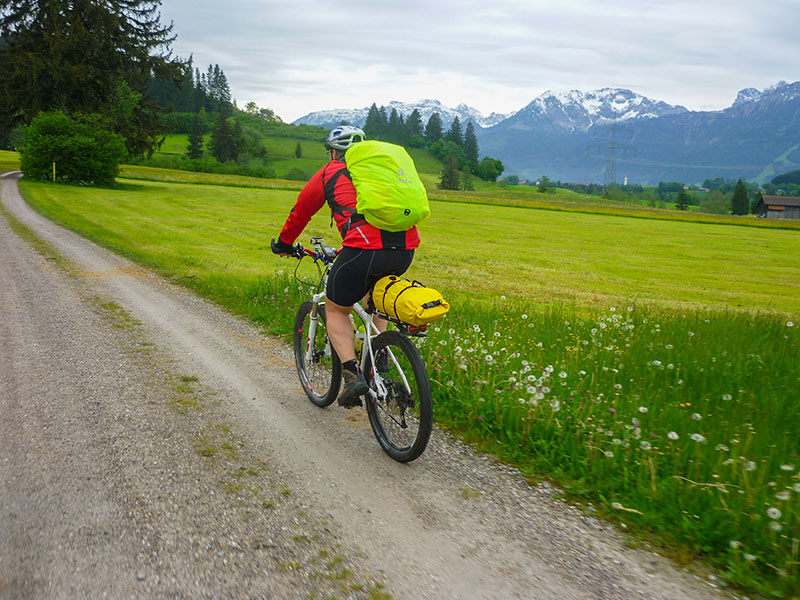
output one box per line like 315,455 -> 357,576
9,165 -> 800,598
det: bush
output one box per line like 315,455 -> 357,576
20,111 -> 126,186
284,167 -> 308,181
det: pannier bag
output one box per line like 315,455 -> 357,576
372,275 -> 450,326
345,140 -> 430,232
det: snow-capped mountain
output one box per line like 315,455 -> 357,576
508,88 -> 688,133
477,81 -> 800,185
292,99 -> 512,129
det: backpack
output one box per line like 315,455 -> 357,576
344,140 -> 430,232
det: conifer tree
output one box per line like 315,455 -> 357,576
439,153 -> 461,190
445,116 -> 463,146
364,103 -> 387,140
405,109 -> 424,139
0,0 -> 184,152
186,113 -> 204,159
425,113 -> 443,143
731,178 -> 749,215
464,121 -> 479,163
676,188 -> 690,210
295,142 -> 302,158
209,106 -> 238,162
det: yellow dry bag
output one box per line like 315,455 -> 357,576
372,276 -> 449,326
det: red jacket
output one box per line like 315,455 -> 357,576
278,160 -> 420,250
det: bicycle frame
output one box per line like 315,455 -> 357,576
299,255 -> 411,404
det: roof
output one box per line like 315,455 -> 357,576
761,196 -> 800,207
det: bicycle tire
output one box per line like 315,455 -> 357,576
364,330 -> 432,462
293,300 -> 341,407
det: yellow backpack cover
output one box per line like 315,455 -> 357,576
372,276 -> 450,326
345,141 -> 430,232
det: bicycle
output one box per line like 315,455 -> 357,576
284,236 -> 433,463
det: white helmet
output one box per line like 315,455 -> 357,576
324,125 -> 365,151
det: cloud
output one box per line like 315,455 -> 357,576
160,0 -> 800,121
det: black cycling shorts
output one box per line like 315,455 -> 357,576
326,247 -> 414,307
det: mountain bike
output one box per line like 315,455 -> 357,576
285,237 -> 433,463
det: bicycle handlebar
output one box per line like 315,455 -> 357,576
271,238 -> 338,263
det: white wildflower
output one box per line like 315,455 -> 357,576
638,406 -> 648,414
667,431 -> 679,440
690,433 -> 707,443
744,461 -> 757,471
767,507 -> 782,519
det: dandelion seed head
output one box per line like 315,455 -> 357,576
668,431 -> 679,440
776,491 -> 790,501
769,521 -> 783,532
729,540 -> 742,550
640,441 -> 652,451
722,393 -> 732,401
692,413 -> 702,421
558,371 -> 568,379
744,553 -> 756,561
604,451 -> 614,458
787,321 -> 794,327
690,433 -> 707,443
638,406 -> 648,414
780,464 -> 795,472
766,507 -> 782,519
521,314 -> 528,320
744,461 -> 757,471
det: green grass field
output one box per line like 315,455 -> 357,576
10,167 -> 800,598
0,149 -> 20,172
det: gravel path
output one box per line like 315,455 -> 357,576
0,172 -> 731,599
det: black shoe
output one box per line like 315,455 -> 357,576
375,349 -> 390,374
338,369 -> 367,408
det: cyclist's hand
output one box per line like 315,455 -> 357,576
271,237 -> 294,256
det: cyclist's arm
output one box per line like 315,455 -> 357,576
277,167 -> 327,246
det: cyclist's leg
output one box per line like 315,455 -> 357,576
325,300 -> 357,363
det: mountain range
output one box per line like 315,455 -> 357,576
292,81 -> 800,185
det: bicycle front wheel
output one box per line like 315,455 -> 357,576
293,300 -> 341,407
364,331 -> 432,462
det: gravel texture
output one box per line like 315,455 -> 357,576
0,172 -> 733,599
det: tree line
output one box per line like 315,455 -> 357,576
360,103 -> 504,189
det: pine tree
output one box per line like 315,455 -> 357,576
364,103 -> 387,140
388,108 -> 404,143
445,116 -> 463,146
209,106 -> 238,162
464,121 -> 479,163
676,188 -> 690,211
0,0 -> 184,152
731,179 -> 749,215
439,154 -> 461,190
405,109 -> 424,139
186,113 -> 204,159
295,142 -> 302,158
425,113 -> 443,143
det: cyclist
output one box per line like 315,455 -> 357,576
271,126 -> 420,408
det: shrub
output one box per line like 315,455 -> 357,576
20,111 -> 126,186
284,166 -> 308,181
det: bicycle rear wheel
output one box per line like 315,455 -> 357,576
364,331 -> 432,462
293,300 -> 341,407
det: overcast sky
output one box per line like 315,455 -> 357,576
158,0 -> 800,123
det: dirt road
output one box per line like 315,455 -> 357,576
0,172 -> 728,599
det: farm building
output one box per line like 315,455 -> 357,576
756,196 -> 800,219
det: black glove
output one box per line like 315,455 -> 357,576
271,237 -> 294,255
